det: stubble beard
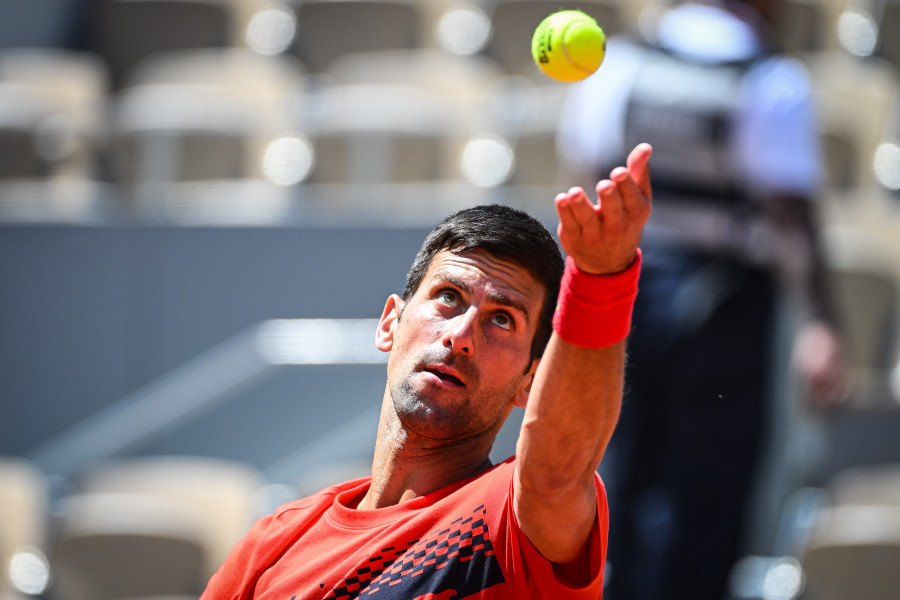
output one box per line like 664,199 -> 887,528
389,347 -> 510,443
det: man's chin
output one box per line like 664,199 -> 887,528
393,396 -> 474,439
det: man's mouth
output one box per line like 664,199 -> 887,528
424,367 -> 464,387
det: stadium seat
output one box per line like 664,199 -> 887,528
418,0 -> 489,51
105,49 -> 305,217
301,82 -> 464,184
86,0 -> 244,87
482,0 -> 624,79
73,456 -> 265,574
777,0 -> 833,52
299,49 -> 493,187
827,463 -> 900,505
297,86 -> 490,220
874,0 -> 900,71
480,78 -> 570,186
801,463 -> 900,600
759,292 -> 900,597
830,265 -> 898,384
0,457 -> 49,599
50,492 -> 208,600
802,502 -> 900,600
286,0 -> 425,73
809,0 -> 855,51
292,49 -> 502,219
325,48 -> 503,100
0,49 -> 110,221
0,49 -> 107,179
804,50 -> 899,191
825,220 -> 900,395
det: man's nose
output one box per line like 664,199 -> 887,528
442,307 -> 477,355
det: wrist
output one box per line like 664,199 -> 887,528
552,250 -> 642,348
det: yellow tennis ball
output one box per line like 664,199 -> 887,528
531,10 -> 606,83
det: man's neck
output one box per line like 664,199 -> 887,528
356,398 -> 497,510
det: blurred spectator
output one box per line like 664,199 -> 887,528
557,1 -> 848,599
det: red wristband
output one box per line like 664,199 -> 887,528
552,250 -> 642,348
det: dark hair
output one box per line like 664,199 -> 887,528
403,204 -> 564,362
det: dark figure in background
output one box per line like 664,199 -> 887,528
559,1 -> 846,599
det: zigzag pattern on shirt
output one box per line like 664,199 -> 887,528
319,504 -> 505,600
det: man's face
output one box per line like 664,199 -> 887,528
378,248 -> 546,443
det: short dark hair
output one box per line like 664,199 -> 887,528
403,204 -> 564,362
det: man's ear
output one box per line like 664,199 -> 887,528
512,358 -> 540,409
376,294 -> 404,352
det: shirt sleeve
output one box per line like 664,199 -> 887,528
200,495 -> 327,600
201,507 -> 303,600
484,461 -> 609,598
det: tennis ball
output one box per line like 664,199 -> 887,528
531,10 -> 606,83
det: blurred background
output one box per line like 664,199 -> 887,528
0,0 -> 898,599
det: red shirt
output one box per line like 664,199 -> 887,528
201,457 -> 608,599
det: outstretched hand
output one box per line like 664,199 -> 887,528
792,319 -> 850,409
555,143 -> 653,274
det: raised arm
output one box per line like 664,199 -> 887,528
514,143 -> 652,572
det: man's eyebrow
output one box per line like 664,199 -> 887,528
434,274 -> 531,322
487,290 -> 531,322
435,273 -> 469,293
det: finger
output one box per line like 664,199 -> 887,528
611,166 -> 651,220
555,190 -> 582,237
564,186 -> 597,228
626,143 -> 653,200
596,177 -> 625,221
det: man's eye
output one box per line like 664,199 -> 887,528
439,291 -> 458,305
492,314 -> 512,330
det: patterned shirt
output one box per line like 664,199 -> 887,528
200,457 -> 608,599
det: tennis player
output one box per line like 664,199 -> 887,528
201,143 -> 653,600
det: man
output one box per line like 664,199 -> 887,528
200,142 -> 653,599
557,1 -> 846,599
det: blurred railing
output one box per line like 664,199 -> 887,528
28,318 -> 385,478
